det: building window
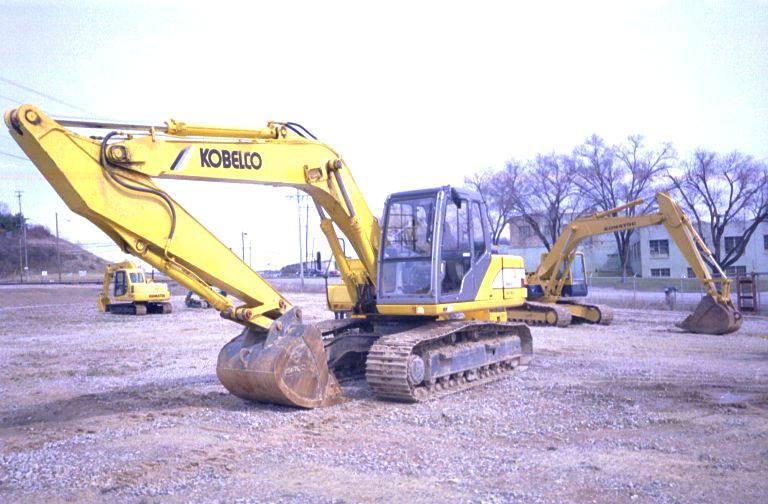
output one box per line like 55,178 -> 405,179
764,234 -> 767,252
724,236 -> 743,254
519,225 -> 531,238
687,267 -> 695,278
650,268 -> 671,277
725,265 -> 747,276
649,239 -> 669,257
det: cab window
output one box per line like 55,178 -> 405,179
383,198 -> 434,259
441,199 -> 471,294
471,201 -> 486,260
571,254 -> 586,284
380,196 -> 436,296
114,271 -> 127,297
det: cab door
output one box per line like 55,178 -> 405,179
114,270 -> 128,299
438,198 -> 491,303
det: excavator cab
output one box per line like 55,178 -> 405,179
527,251 -> 589,299
564,253 -> 588,297
377,186 -> 492,307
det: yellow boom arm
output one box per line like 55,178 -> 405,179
532,192 -> 731,303
5,105 -> 380,331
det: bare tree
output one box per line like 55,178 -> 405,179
666,150 -> 768,268
575,134 -> 676,279
465,161 -> 524,244
513,153 -> 586,251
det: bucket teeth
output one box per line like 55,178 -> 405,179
676,294 -> 742,335
216,308 -> 346,408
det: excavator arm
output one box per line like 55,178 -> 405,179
5,104 -> 381,407
529,192 -> 741,334
6,105 -> 379,330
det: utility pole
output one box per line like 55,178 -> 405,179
22,215 -> 28,282
286,190 -> 306,290
297,190 -> 304,290
16,192 -> 22,282
241,231 -> 247,262
305,203 -> 310,267
55,212 -> 62,282
15,191 -> 27,283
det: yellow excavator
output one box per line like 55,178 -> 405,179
6,104 -> 538,409
521,194 -> 742,334
98,260 -> 172,315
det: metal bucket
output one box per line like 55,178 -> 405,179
676,294 -> 742,335
216,308 -> 346,408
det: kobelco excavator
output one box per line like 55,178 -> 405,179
522,194 -> 742,334
6,105 -> 536,408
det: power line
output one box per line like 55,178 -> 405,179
0,150 -> 29,161
0,93 -> 25,104
0,77 -> 93,115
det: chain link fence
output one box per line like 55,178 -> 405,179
586,273 -> 766,314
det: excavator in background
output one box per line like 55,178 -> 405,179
185,286 -> 227,309
521,193 -> 742,335
6,104 -> 535,409
98,261 -> 172,315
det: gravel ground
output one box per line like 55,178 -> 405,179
0,284 -> 767,503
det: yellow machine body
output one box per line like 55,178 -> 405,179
375,254 -> 527,320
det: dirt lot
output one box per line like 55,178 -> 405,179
1,285 -> 767,503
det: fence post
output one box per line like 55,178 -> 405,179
633,276 -> 637,309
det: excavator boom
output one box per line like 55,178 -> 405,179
5,104 -> 382,407
6,106 -> 379,328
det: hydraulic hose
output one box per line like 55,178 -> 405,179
99,131 -> 177,245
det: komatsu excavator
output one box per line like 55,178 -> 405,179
521,194 -> 742,334
6,105 -> 535,409
98,260 -> 172,315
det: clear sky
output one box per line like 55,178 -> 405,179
1,0 -> 766,270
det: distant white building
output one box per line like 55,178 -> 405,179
628,220 -> 768,278
506,216 -> 768,277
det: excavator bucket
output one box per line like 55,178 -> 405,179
676,294 -> 742,335
216,308 -> 346,408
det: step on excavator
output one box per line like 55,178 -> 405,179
515,194 -> 742,335
6,105 -> 534,408
98,261 -> 172,315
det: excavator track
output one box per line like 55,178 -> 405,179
506,301 -> 572,327
559,300 -> 613,325
106,302 -> 172,315
366,320 -> 532,402
107,303 -> 147,315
